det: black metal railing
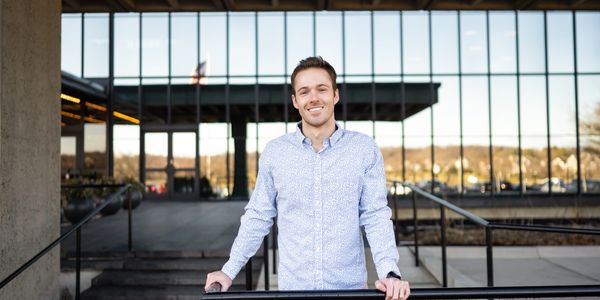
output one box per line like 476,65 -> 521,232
387,180 -> 600,288
0,184 -> 133,300
204,285 -> 600,299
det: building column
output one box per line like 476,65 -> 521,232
0,1 -> 61,299
231,115 -> 249,199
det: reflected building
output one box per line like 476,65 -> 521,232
60,10 -> 600,200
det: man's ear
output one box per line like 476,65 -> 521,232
333,88 -> 340,105
292,94 -> 299,109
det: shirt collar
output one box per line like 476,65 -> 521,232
294,122 -> 344,147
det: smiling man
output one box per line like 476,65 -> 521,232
205,56 -> 410,300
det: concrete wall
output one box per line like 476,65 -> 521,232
0,1 -> 61,299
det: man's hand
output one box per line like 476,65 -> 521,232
375,277 -> 410,300
204,271 -> 233,292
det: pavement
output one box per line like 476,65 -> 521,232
61,200 -> 600,292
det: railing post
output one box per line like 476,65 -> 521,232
245,258 -> 252,290
393,181 -> 399,244
127,187 -> 133,252
76,227 -> 81,300
486,225 -> 494,287
412,189 -> 419,267
263,236 -> 269,290
440,205 -> 447,287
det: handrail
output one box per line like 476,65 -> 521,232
203,285 -> 600,299
490,223 -> 600,235
0,184 -> 131,291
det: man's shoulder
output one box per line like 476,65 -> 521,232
339,129 -> 377,148
262,132 -> 297,154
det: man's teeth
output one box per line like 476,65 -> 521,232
308,107 -> 323,112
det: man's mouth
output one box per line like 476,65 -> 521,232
308,106 -> 324,112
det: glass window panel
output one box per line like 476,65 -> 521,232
491,76 -> 518,137
173,132 -> 197,169
316,12 -> 343,74
114,79 -> 139,125
403,12 -> 430,74
517,12 -> 545,74
200,13 -> 227,76
460,12 -> 487,74
551,136 -> 576,193
229,13 -> 256,76
520,75 -> 547,136
462,76 -> 489,137
61,136 -> 76,175
575,12 -> 600,73
489,12 -> 516,74
84,123 -> 106,175
432,76 -> 460,137
145,171 -> 167,195
199,122 -> 229,197
62,14 -> 82,76
432,12 -> 458,74
405,137 -> 431,186
434,136 -> 462,194
345,12 -> 372,75
113,124 -> 140,180
547,12 -> 574,73
171,84 -> 197,124
492,137 -> 519,194
287,12 -> 314,75
463,136 -> 490,195
522,137 -> 548,193
84,14 -> 109,78
171,13 -> 198,77
141,79 -> 168,124
578,75 -> 600,193
258,13 -> 284,76
142,13 -> 168,77
174,170 -> 196,193
145,132 -> 167,168
549,75 -> 576,136
345,121 -> 374,137
374,12 -> 400,75
375,121 -> 403,183
115,13 -> 140,77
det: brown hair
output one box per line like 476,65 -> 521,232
290,56 -> 337,95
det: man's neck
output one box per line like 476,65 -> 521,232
301,119 -> 337,152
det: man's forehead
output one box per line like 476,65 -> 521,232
294,68 -> 333,88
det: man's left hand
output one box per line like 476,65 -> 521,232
375,277 -> 410,300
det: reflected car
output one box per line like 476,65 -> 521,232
536,178 -> 567,193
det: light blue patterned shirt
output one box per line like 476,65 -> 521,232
222,123 -> 400,290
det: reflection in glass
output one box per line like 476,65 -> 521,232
62,14 -> 82,76
460,12 -> 487,74
287,12 -> 314,75
199,123 -> 229,197
145,171 -> 167,195
145,132 -> 167,169
61,137 -> 76,175
258,13 -> 284,76
84,124 -> 107,175
578,75 -> 600,193
84,14 -> 109,78
141,79 -> 168,124
171,13 -> 198,77
316,12 -> 343,73
115,13 -> 140,77
403,12 -> 429,74
431,12 -> 458,74
575,12 -> 600,73
345,12 -> 372,75
489,12 -> 516,74
547,12 -> 574,73
142,13 -> 168,77
229,13 -> 256,76
374,12 -> 400,75
491,76 -> 518,193
517,12 -> 545,74
173,132 -> 196,169
434,137 -> 461,194
113,125 -> 140,180
200,13 -> 226,77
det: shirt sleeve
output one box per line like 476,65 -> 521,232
358,142 -> 401,280
221,146 -> 278,280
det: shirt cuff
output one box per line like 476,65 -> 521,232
376,260 -> 401,280
221,260 -> 241,281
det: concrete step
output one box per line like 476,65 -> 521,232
91,269 -> 257,287
123,258 -> 228,271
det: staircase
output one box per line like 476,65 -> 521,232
62,252 -> 262,300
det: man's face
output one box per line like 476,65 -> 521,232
291,68 -> 339,129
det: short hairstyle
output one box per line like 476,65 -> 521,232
290,56 -> 337,95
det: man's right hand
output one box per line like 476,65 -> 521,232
205,271 -> 233,292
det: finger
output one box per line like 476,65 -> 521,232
392,281 -> 401,300
375,280 -> 387,292
204,274 -> 213,291
386,280 -> 394,300
400,282 -> 410,300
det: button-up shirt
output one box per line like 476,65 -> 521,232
222,123 -> 400,290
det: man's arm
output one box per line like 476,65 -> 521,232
205,149 -> 277,291
359,143 -> 410,300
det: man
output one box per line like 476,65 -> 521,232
205,56 -> 410,300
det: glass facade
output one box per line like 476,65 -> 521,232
60,11 -> 600,197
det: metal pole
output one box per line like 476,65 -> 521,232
263,236 -> 269,290
393,182 -> 399,244
76,228 -> 81,300
440,205 -> 447,287
128,188 -> 133,252
245,258 -> 253,290
412,190 -> 419,267
272,220 -> 277,274
486,226 -> 494,287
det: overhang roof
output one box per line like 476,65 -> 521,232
62,0 -> 600,13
